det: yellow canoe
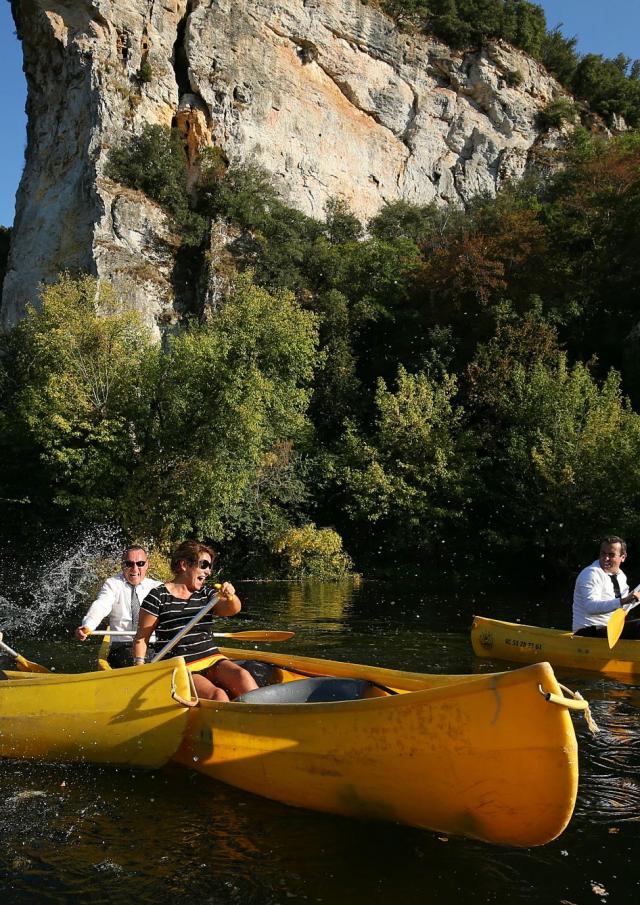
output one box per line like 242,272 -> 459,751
171,646 -> 585,847
471,615 -> 640,679
0,657 -> 195,767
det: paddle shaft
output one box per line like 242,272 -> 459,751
0,632 -> 19,658
150,593 -> 220,663
90,629 -> 294,641
0,633 -> 21,659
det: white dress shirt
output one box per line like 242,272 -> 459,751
572,560 -> 632,631
81,574 -> 162,644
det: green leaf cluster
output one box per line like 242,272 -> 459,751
106,124 -> 206,246
1,274 -> 158,518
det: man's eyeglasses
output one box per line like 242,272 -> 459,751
198,560 -> 212,570
123,560 -> 147,568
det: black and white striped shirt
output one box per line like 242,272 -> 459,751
141,585 -> 220,663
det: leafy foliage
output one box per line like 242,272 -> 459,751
537,97 -> 579,130
1,274 -> 158,520
6,123 -> 640,578
335,367 -> 473,566
106,124 -> 206,245
135,273 -> 320,547
270,523 -> 353,579
571,54 -> 640,127
467,336 -> 640,567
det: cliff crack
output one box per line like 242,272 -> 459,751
173,0 -> 194,98
263,22 -> 418,150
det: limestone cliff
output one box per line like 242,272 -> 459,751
1,0 -> 567,330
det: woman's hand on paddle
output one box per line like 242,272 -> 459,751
213,581 -> 241,616
218,581 -> 236,599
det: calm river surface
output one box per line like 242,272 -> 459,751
1,577 -> 639,904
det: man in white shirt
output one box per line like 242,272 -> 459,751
573,536 -> 640,637
75,545 -> 162,667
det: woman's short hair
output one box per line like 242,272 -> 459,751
170,540 -> 216,574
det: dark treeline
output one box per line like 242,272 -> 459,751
2,122 -> 640,580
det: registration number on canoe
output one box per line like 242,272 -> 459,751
505,637 -> 543,651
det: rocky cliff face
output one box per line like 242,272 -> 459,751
2,0 -> 566,330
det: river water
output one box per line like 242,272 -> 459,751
1,574 -> 639,904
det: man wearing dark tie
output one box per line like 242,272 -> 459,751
75,545 -> 162,666
573,536 -> 640,638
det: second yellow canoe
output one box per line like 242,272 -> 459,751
471,615 -> 640,679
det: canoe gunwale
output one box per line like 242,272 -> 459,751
471,614 -> 640,679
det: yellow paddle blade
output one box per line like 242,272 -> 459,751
0,634 -> 50,673
212,630 -> 295,641
607,607 -> 626,649
15,653 -> 50,674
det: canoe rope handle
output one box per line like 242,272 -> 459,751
170,668 -> 199,708
538,683 -> 599,734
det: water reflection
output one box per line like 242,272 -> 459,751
1,576 -> 640,903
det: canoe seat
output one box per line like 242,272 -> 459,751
236,676 -> 382,704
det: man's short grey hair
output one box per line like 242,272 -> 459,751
122,544 -> 149,560
600,536 -> 627,555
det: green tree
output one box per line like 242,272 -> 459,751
2,274 -> 158,522
270,522 -> 353,579
137,273 -> 321,544
368,200 -> 443,243
466,324 -> 640,569
539,25 -> 578,83
336,366 -> 473,566
572,53 -> 640,126
197,162 -> 323,290
324,197 -> 362,245
380,0 -> 430,29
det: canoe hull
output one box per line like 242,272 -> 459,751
0,657 -> 194,768
472,615 -> 640,679
173,651 -> 579,847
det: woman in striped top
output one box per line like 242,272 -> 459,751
133,540 -> 258,701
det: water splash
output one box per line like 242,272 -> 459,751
0,524 -> 124,636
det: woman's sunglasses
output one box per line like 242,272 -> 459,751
198,560 -> 212,570
123,560 -> 147,568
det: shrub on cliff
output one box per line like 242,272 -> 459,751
381,1 -> 640,127
106,124 -> 205,245
197,160 -> 323,290
571,54 -> 640,127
